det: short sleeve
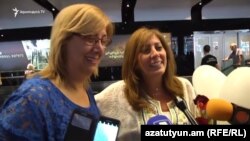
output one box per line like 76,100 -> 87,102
0,95 -> 46,141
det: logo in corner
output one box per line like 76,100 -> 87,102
13,7 -> 19,17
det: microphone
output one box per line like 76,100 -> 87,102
206,99 -> 233,121
147,115 -> 172,125
206,99 -> 250,124
174,96 -> 198,125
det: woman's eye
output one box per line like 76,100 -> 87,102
141,47 -> 151,54
156,46 -> 163,51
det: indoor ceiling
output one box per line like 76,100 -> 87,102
36,0 -> 205,22
47,0 -> 200,11
42,0 -> 250,22
0,0 -> 249,31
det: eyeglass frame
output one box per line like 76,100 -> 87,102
74,33 -> 112,47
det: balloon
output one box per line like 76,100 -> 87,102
192,65 -> 226,99
219,67 -> 250,109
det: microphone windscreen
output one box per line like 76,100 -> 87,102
206,99 -> 233,120
147,115 -> 172,125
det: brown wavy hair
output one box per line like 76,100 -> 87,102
122,27 -> 183,111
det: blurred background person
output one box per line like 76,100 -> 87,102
95,27 -> 198,141
0,3 -> 113,141
24,62 -> 35,79
224,43 -> 243,68
201,45 -> 220,70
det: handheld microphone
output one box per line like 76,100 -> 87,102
174,96 -> 198,125
206,99 -> 233,121
147,115 -> 172,125
206,99 -> 250,124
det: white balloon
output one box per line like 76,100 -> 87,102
219,67 -> 250,109
192,65 -> 226,99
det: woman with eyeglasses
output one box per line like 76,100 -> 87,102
0,4 -> 113,141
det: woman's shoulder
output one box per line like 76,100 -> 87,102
176,76 -> 195,91
1,78 -> 52,115
21,76 -> 52,91
176,76 -> 197,115
23,75 -> 45,83
176,76 -> 193,88
95,80 -> 126,103
94,80 -> 134,120
176,76 -> 196,101
105,80 -> 125,88
6,77 -> 54,104
176,76 -> 191,83
96,80 -> 125,96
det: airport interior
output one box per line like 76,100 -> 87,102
0,0 -> 250,106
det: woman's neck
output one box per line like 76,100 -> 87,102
145,74 -> 162,86
53,76 -> 86,91
142,77 -> 164,97
141,76 -> 173,101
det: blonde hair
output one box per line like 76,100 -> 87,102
230,43 -> 237,50
27,64 -> 35,70
38,4 -> 114,87
122,27 -> 183,111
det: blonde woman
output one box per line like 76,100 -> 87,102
224,43 -> 243,68
0,4 -> 113,141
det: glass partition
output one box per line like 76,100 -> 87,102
193,29 -> 250,75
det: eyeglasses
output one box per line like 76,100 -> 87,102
75,33 -> 111,47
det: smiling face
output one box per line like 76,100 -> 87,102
65,29 -> 107,76
137,34 -> 167,79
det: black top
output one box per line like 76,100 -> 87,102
201,54 -> 218,67
229,51 -> 239,65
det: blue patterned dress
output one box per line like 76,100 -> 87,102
0,77 -> 100,141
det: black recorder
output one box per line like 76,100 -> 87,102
64,110 -> 120,141
64,110 -> 98,141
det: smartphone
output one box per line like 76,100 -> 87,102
93,116 -> 120,141
64,110 -> 98,141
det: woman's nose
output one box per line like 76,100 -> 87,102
150,47 -> 159,58
93,41 -> 105,51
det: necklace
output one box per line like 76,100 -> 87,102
152,88 -> 160,99
144,87 -> 162,99
142,87 -> 172,112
